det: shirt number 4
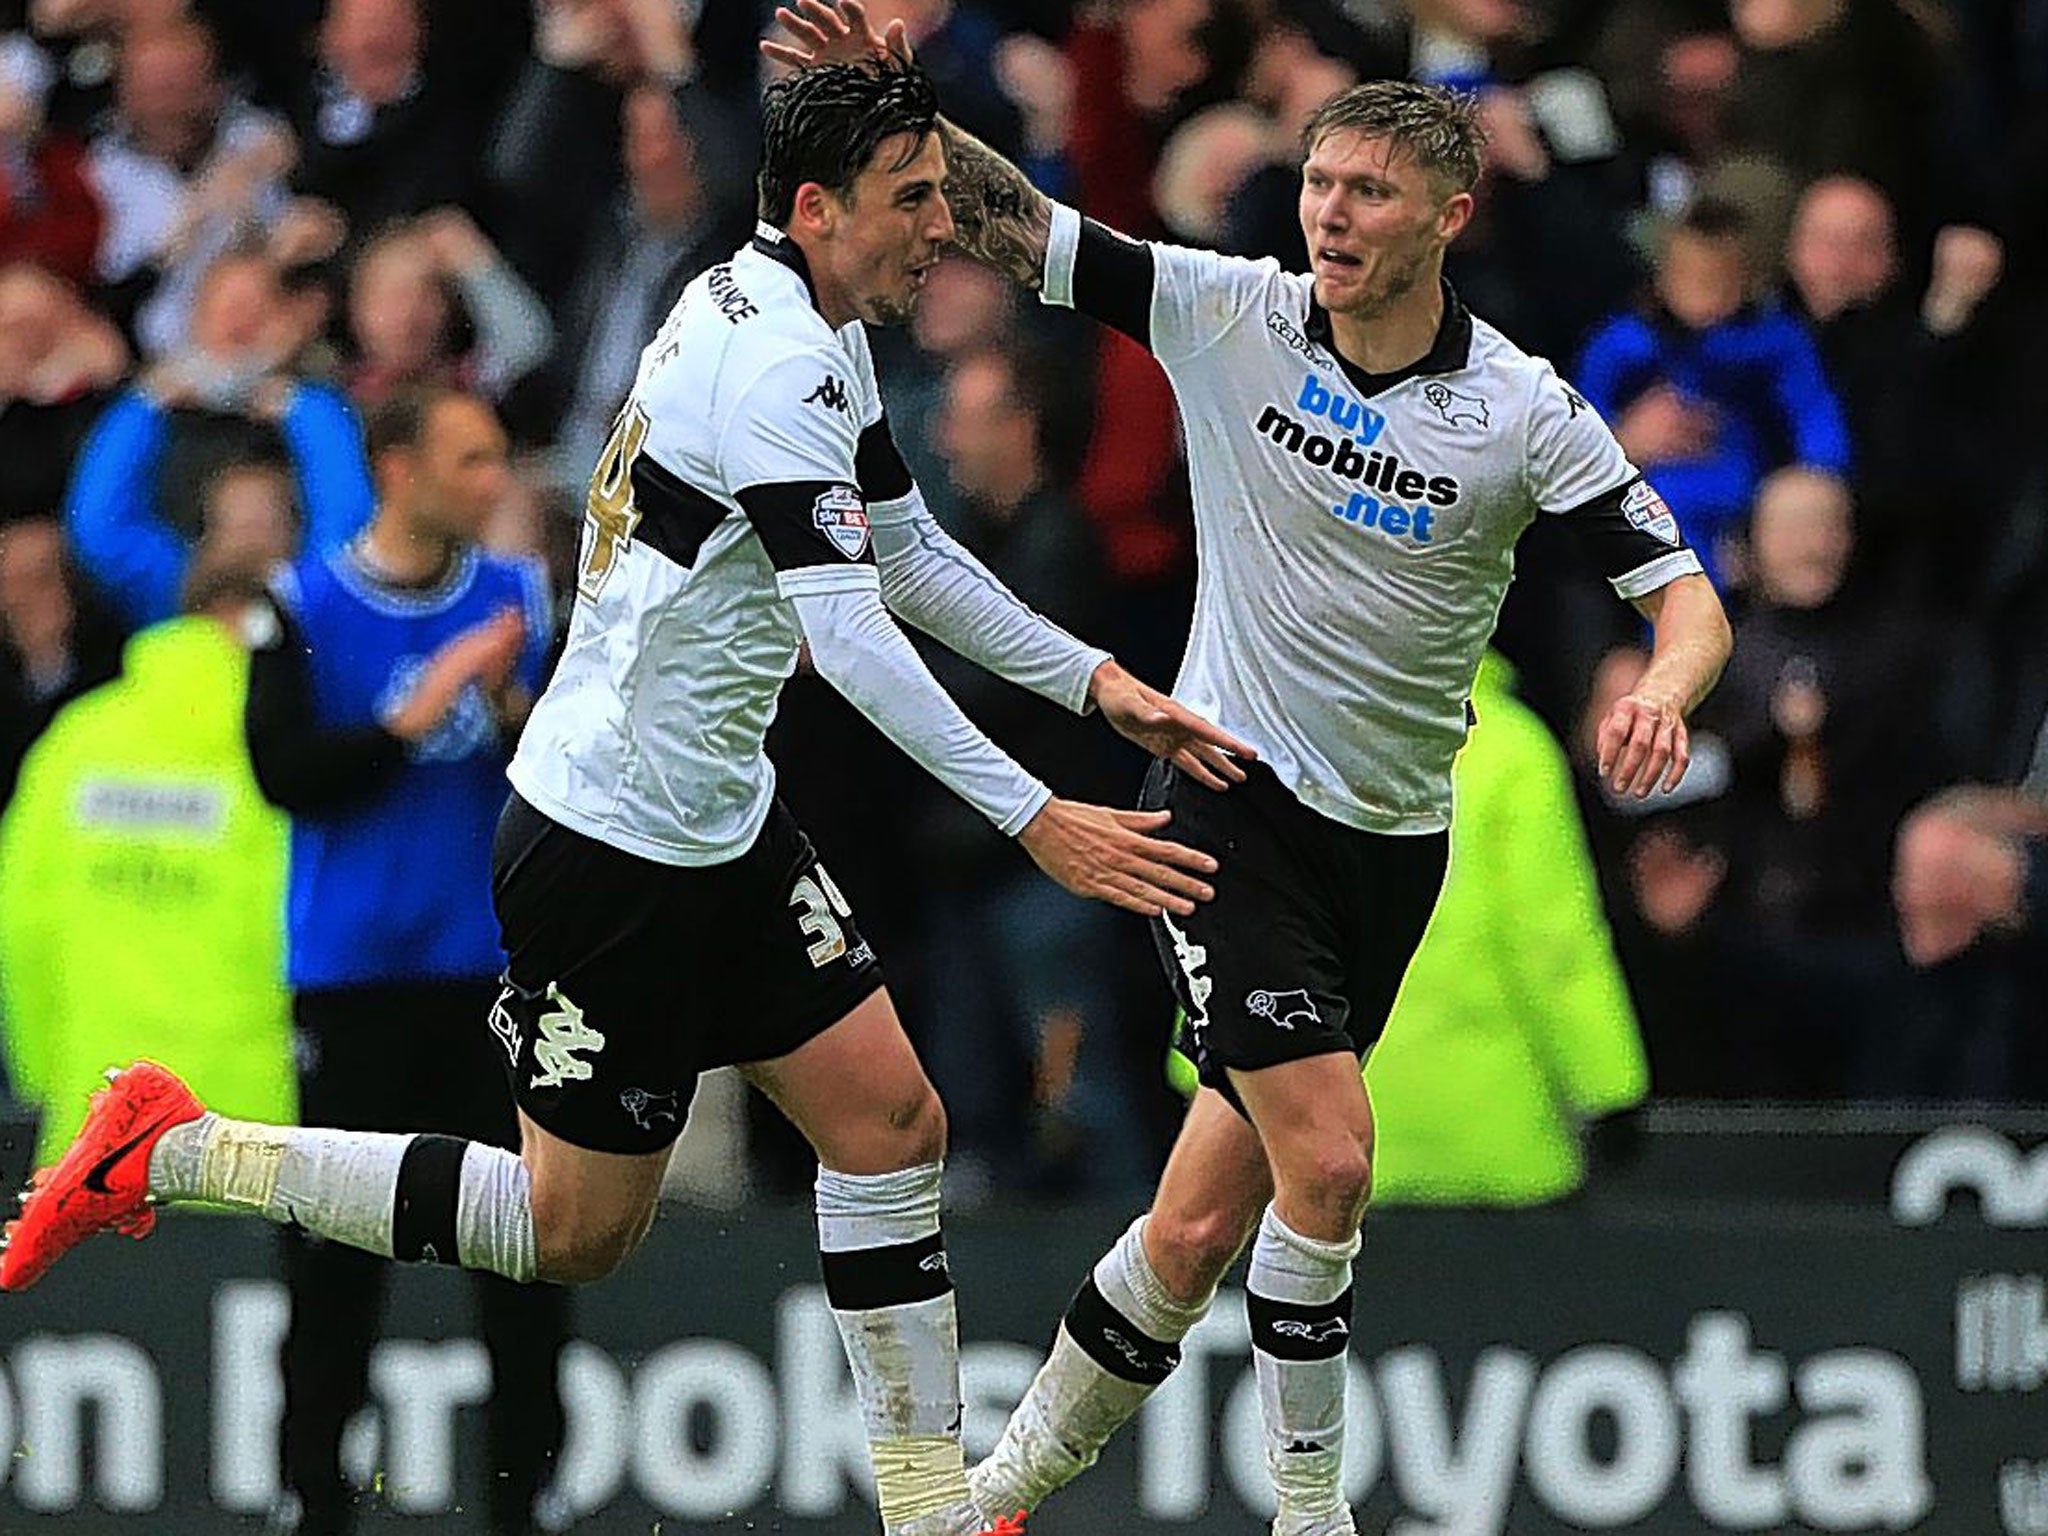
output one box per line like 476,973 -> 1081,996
578,403 -> 652,601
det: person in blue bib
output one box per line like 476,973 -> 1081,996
241,385 -> 566,1536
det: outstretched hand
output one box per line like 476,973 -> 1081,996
1090,660 -> 1255,791
1017,800 -> 1218,918
760,0 -> 912,72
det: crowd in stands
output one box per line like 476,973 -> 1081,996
1,0 -> 2044,1206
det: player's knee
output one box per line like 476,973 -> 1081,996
1276,1139 -> 1374,1224
885,1083 -> 947,1168
1148,1204 -> 1252,1292
529,1190 -> 647,1285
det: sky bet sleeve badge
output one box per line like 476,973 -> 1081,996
812,486 -> 872,559
1621,480 -> 1682,545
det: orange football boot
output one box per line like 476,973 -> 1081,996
1,1061 -> 205,1291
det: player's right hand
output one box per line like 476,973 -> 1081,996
1017,800 -> 1218,917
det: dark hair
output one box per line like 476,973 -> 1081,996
1299,80 -> 1485,196
1675,197 -> 1750,244
757,61 -> 940,226
363,384 -> 468,462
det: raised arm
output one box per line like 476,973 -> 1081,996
934,120 -> 1053,291
763,2 -> 1052,286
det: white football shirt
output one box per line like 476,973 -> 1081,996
1042,204 -> 1702,834
512,226 -> 1090,865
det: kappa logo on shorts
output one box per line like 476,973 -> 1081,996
1247,987 -> 1321,1031
620,1087 -> 680,1130
487,984 -> 523,1068
1161,913 -> 1214,1041
529,984 -> 607,1090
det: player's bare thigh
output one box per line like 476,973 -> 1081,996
739,987 -> 946,1175
1141,1057 -> 1373,1302
1229,1050 -> 1375,1238
520,1109 -> 672,1284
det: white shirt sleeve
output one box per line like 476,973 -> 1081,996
1040,201 -> 1280,366
715,347 -> 881,597
1527,361 -> 1705,598
791,583 -> 1052,836
1145,240 -> 1285,367
1524,360 -> 1637,513
870,484 -> 1110,715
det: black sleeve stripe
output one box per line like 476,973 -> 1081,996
733,479 -> 877,572
632,455 -> 730,572
1557,476 -> 1694,584
1074,218 -> 1156,347
856,414 -> 914,503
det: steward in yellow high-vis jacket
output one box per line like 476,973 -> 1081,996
0,600 -> 296,1162
1365,650 -> 1648,1205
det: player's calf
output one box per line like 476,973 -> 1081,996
971,1214 -> 1217,1518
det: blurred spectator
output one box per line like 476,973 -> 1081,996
1784,175 -> 2012,608
0,30 -> 102,283
1576,197 -> 1849,585
66,248 -> 373,628
1447,77 -> 1641,363
0,260 -> 127,524
545,84 -> 742,489
488,0 -> 748,308
1893,780 -> 2048,1099
1211,27 -> 1350,263
200,454 -> 300,570
87,17 -> 299,353
1062,0 -> 1241,676
1691,468 -> 1966,1094
1724,0 -> 1955,240
869,254 -> 1023,527
911,346 -> 1148,1202
1363,650 -> 1648,1206
287,0 -> 484,235
1602,25 -> 1741,220
1896,785 -> 2047,970
0,514 -> 120,805
243,387 -> 563,1536
0,547 -> 296,1167
344,208 -> 554,413
1567,641 -> 1735,1097
1153,101 -> 1274,247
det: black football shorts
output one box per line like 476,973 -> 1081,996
1142,759 -> 1447,1116
488,793 -> 885,1153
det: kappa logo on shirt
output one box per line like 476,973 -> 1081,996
1267,310 -> 1333,370
803,374 -> 852,415
1622,480 -> 1680,545
812,485 -> 871,559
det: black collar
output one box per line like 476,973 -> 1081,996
749,220 -> 821,311
1306,279 -> 1473,398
